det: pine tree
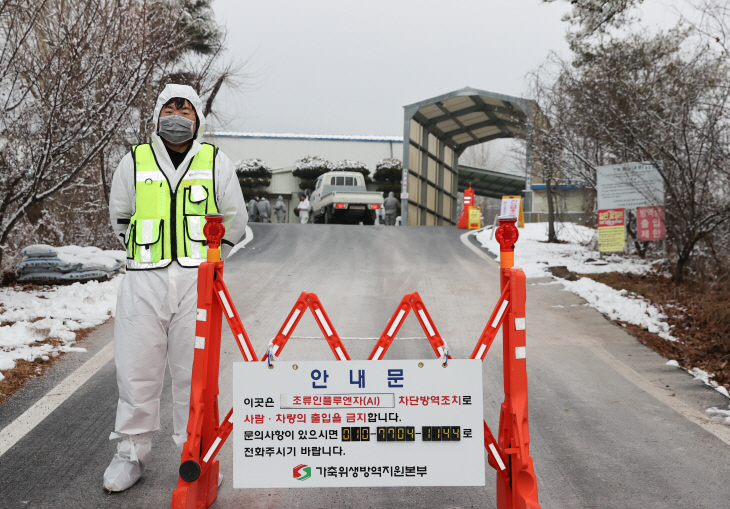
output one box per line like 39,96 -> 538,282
373,159 -> 402,195
236,159 -> 272,198
333,160 -> 371,184
293,156 -> 333,191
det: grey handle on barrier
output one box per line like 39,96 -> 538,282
489,215 -> 499,240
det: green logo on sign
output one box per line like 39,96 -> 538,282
293,464 -> 311,481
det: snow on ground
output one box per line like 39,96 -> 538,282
475,222 -> 655,278
706,405 -> 730,424
475,222 -> 675,339
473,223 -> 729,401
0,276 -> 121,379
666,360 -> 730,399
475,223 -> 673,337
687,367 -> 730,398
561,278 -> 676,341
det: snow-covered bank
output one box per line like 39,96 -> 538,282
561,277 -> 676,341
666,360 -> 730,399
0,276 -> 121,379
474,223 -> 673,338
473,222 -> 729,402
706,405 -> 730,424
474,222 -> 655,278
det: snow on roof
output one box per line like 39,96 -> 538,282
206,132 -> 404,143
334,159 -> 368,171
235,158 -> 271,173
294,155 -> 333,171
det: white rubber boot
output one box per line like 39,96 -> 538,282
103,433 -> 153,492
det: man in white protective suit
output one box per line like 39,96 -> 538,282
104,84 -> 247,492
297,194 -> 310,224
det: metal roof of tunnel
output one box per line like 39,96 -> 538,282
457,164 -> 526,200
404,86 -> 537,152
401,87 -> 538,225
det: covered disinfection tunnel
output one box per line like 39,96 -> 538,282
401,87 -> 537,225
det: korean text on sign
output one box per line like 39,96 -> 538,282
636,206 -> 665,241
232,360 -> 485,488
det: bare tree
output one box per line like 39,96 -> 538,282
0,0 -> 196,268
460,142 -> 505,172
543,0 -> 645,44
0,0 -> 247,271
530,28 -> 730,283
691,0 -> 730,57
527,114 -> 564,243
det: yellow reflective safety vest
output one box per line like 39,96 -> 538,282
125,143 -> 219,270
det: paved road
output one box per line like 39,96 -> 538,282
0,224 -> 728,508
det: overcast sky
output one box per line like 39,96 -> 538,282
210,0 -> 683,137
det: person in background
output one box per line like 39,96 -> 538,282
383,191 -> 400,226
297,194 -> 310,224
247,195 -> 259,222
274,195 -> 287,224
257,195 -> 271,223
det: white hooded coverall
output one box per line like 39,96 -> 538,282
274,196 -> 286,224
105,85 -> 247,489
297,198 -> 310,224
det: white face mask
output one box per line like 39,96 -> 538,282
158,115 -> 195,144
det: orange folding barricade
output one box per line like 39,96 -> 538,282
172,214 -> 539,509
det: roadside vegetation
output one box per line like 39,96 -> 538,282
0,327 -> 98,405
477,222 -> 730,398
533,0 -> 730,285
373,158 -> 403,196
236,159 -> 272,198
292,156 -> 375,192
0,0 -> 244,274
526,1 -> 730,399
586,272 -> 730,391
0,276 -> 120,405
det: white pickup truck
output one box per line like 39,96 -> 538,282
309,171 -> 384,225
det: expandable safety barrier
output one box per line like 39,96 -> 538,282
172,214 -> 539,509
264,291 -> 351,362
368,292 -> 451,361
477,216 -> 540,508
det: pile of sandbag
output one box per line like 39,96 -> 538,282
17,244 -> 126,283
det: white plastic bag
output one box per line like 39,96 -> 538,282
21,244 -> 57,258
18,258 -> 65,270
18,271 -> 65,282
79,256 -> 121,272
103,250 -> 127,263
56,245 -> 84,255
61,270 -> 110,280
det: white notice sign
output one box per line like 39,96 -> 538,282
233,360 -> 485,488
596,162 -> 664,210
500,197 -> 521,217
